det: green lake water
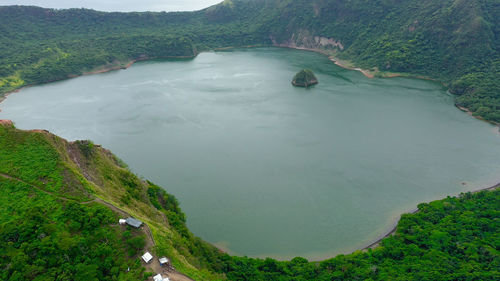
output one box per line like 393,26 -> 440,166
2,48 -> 500,260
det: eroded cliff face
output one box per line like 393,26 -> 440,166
270,30 -> 344,51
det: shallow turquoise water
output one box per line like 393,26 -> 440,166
2,48 -> 500,260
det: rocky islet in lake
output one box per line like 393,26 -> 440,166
292,69 -> 318,87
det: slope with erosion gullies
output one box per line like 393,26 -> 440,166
0,121 -> 226,280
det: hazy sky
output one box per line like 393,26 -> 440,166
0,0 -> 223,12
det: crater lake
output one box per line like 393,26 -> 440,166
2,48 -> 500,260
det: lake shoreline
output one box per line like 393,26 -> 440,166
275,45 -> 378,79
456,105 -> 499,126
0,54 -> 196,109
0,61 -> 137,106
0,62 -> 139,109
360,183 -> 500,252
273,45 -> 450,85
0,45 -> 478,121
271,45 -> 499,129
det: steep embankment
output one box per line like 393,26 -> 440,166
0,120 -> 226,280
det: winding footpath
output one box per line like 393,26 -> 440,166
0,172 -> 96,203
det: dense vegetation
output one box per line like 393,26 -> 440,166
0,123 -> 147,280
0,3 -> 265,94
0,179 -> 147,280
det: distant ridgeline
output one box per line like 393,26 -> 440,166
0,1 -> 498,122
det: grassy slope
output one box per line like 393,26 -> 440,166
0,122 -> 224,280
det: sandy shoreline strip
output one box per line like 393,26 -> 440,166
271,45 -> 376,78
274,44 -> 453,88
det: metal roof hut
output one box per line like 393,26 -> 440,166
159,257 -> 169,266
153,274 -> 170,281
141,252 -> 153,264
126,217 -> 143,228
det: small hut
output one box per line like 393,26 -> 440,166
126,217 -> 143,228
159,257 -> 169,266
141,252 -> 153,264
153,274 -> 170,281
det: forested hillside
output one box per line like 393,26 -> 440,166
0,4 -> 266,94
0,121 -> 226,280
1,0 -> 499,122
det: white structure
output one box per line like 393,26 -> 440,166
159,257 -> 169,266
119,219 -> 126,225
141,252 -> 153,264
153,274 -> 170,281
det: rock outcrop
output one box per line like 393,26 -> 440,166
292,69 -> 318,87
271,29 -> 344,51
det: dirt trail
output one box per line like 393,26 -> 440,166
0,120 -> 13,126
167,271 -> 197,281
0,172 -> 95,203
0,172 -> 194,281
